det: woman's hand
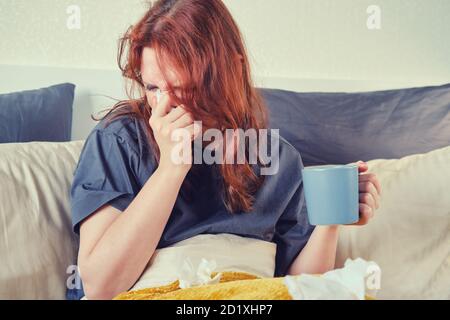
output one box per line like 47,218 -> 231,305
351,160 -> 382,226
149,92 -> 200,174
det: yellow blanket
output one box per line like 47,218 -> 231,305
114,272 -> 293,300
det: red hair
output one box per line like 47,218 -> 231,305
98,0 -> 268,213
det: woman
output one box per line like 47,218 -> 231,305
70,0 -> 381,300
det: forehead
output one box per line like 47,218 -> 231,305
140,47 -> 180,88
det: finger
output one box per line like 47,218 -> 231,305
361,202 -> 374,218
359,174 -> 381,203
359,181 -> 380,209
183,123 -> 202,141
164,105 -> 188,123
353,203 -> 373,226
358,180 -> 377,193
152,91 -> 172,118
171,124 -> 199,143
359,192 -> 377,210
359,173 -> 382,196
357,161 -> 369,173
148,91 -> 157,108
171,113 -> 194,129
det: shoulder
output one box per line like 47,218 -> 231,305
269,129 -> 304,173
278,134 -> 303,166
89,110 -> 151,157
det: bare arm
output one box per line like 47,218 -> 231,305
78,166 -> 187,299
78,91 -> 198,299
287,226 -> 339,275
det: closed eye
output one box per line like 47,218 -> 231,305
145,84 -> 159,92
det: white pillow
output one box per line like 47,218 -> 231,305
130,233 -> 277,291
0,141 -> 84,299
336,145 -> 450,299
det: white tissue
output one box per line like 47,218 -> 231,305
284,258 -> 381,300
155,89 -> 162,104
178,258 -> 222,289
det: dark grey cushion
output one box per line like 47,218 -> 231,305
0,83 -> 75,143
262,83 -> 450,166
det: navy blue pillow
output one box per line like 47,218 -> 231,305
0,83 -> 75,143
262,83 -> 450,166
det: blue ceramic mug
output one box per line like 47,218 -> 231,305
301,164 -> 359,226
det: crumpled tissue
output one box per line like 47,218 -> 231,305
178,258 -> 223,289
284,258 -> 381,300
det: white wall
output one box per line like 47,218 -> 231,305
1,0 -> 449,83
1,0 -> 449,140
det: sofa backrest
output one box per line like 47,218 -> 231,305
0,141 -> 83,299
263,83 -> 450,166
1,139 -> 448,299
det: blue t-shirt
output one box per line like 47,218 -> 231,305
68,114 -> 314,299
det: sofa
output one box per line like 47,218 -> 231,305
0,79 -> 449,300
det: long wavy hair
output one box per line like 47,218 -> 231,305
97,0 -> 269,213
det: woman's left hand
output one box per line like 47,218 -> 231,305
352,161 -> 382,226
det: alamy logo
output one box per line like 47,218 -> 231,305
367,5 -> 382,30
170,122 -> 280,176
66,265 -> 82,290
66,5 -> 81,30
366,264 -> 382,290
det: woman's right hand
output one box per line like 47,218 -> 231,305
149,92 -> 200,175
